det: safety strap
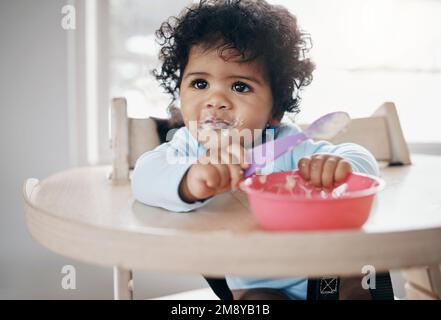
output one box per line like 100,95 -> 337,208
205,277 -> 234,300
370,272 -> 395,300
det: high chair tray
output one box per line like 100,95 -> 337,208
23,154 -> 441,278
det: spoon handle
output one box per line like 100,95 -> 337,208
244,132 -> 308,177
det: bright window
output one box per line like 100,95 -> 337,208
108,0 -> 441,143
109,0 -> 192,120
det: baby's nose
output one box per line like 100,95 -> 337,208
206,92 -> 232,110
206,102 -> 230,109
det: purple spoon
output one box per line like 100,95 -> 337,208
244,111 -> 351,178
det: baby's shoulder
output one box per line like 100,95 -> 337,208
168,126 -> 189,140
164,126 -> 195,147
164,126 -> 203,156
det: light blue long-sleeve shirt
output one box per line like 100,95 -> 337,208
131,123 -> 379,299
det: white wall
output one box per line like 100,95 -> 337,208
0,0 -> 206,299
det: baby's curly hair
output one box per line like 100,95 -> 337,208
153,0 -> 315,120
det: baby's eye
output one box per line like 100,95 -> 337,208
191,79 -> 208,90
232,82 -> 251,93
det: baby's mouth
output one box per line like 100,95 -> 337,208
199,118 -> 234,130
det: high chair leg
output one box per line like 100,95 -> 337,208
113,266 -> 133,300
402,265 -> 441,299
427,264 -> 441,298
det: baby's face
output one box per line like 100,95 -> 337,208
179,44 -> 274,148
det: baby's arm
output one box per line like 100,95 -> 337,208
132,127 -> 249,212
131,127 -> 210,212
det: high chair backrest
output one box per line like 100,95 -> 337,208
110,98 -> 411,184
299,101 -> 411,165
110,97 -> 161,183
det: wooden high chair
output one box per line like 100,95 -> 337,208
22,98 -> 441,300
108,97 -> 438,300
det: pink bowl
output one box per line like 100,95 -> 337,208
239,170 -> 385,231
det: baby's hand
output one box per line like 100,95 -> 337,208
179,143 -> 249,203
298,154 -> 352,191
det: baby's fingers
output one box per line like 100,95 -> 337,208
193,164 -> 220,189
227,164 -> 244,190
322,157 -> 339,190
212,163 -> 231,189
309,155 -> 327,187
334,159 -> 353,184
298,155 -> 352,189
186,164 -> 219,200
298,156 -> 311,180
227,143 -> 250,170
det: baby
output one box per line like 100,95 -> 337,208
132,0 -> 379,300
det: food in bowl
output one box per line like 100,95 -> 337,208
239,170 -> 385,231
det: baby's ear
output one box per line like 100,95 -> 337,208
268,118 -> 281,127
168,104 -> 184,126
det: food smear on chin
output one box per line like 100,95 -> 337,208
198,117 -> 247,132
199,120 -> 234,130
